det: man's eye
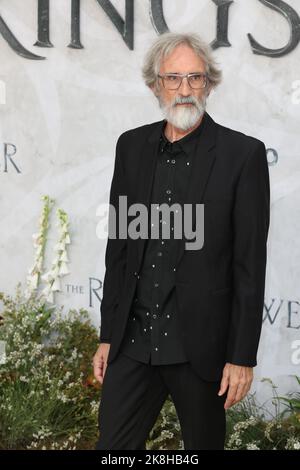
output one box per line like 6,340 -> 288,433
190,75 -> 202,81
166,75 -> 178,81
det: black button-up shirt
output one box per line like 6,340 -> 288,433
119,114 -> 206,364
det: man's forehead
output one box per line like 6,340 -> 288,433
160,47 -> 206,70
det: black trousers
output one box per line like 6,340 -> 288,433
95,352 -> 227,450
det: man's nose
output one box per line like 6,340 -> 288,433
178,76 -> 192,95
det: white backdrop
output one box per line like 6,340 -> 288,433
0,0 -> 300,407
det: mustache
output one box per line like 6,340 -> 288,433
172,95 -> 200,107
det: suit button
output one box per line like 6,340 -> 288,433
133,271 -> 140,279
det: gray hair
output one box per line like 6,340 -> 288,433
142,32 -> 222,92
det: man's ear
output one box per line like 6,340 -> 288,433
150,81 -> 160,98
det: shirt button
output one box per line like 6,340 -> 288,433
154,282 -> 159,287
186,161 -> 190,165
166,189 -> 172,194
166,314 -> 170,318
173,267 -> 176,271
150,326 -> 153,329
155,347 -> 158,351
146,311 -> 150,316
156,304 -> 159,308
152,314 -> 157,319
164,332 -> 168,336
157,251 -> 162,256
152,264 -> 156,268
144,328 -> 147,332
133,317 -> 136,320
166,159 -> 170,163
171,159 -> 176,164
131,339 -> 135,343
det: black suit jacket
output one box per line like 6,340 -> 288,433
100,111 -> 270,381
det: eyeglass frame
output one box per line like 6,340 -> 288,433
157,72 -> 208,90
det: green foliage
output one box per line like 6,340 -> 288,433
147,396 -> 183,450
1,284 -> 299,450
0,284 -> 100,450
225,379 -> 300,450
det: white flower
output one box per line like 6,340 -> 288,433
246,442 -> 260,450
36,245 -> 43,255
60,251 -> 69,262
26,198 -> 71,304
51,278 -> 61,292
71,348 -> 78,360
54,242 -> 65,251
19,376 -> 29,383
29,273 -> 39,288
59,262 -> 70,275
51,266 -> 60,277
45,290 -> 54,303
41,271 -> 53,282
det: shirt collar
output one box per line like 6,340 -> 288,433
159,112 -> 206,156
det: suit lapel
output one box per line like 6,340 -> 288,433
135,120 -> 165,269
134,111 -> 218,271
174,112 -> 217,267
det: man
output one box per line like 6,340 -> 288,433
93,32 -> 270,450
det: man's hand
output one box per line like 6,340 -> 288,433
218,362 -> 253,409
93,343 -> 111,384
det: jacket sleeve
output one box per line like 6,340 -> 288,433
226,141 -> 270,366
99,134 -> 128,343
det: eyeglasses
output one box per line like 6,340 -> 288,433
157,73 -> 208,90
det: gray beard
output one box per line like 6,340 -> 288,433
158,94 -> 207,131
